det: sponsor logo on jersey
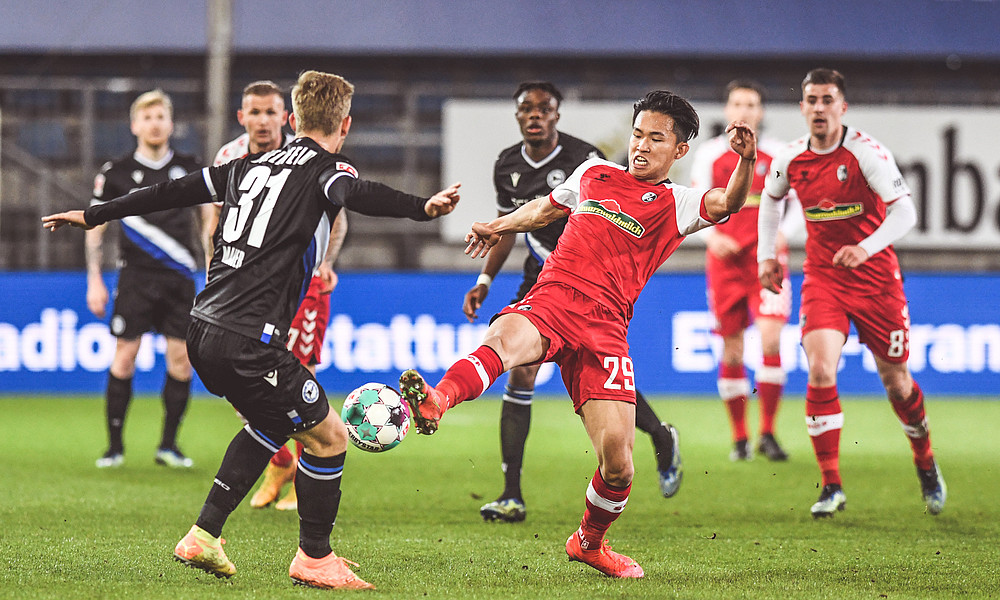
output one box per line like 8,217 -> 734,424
641,192 -> 657,203
336,162 -> 358,178
546,169 -> 566,189
803,199 -> 864,221
510,172 -> 521,187
836,165 -> 848,182
302,379 -> 320,403
578,199 -> 645,238
131,170 -> 144,185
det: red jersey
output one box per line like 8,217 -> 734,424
763,126 -> 911,296
689,135 -> 780,253
539,158 -> 715,323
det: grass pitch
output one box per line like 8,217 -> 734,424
1,393 -> 998,599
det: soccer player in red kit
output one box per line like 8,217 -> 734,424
689,80 -> 792,462
400,90 -> 758,578
758,68 -> 946,518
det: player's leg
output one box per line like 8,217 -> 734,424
633,390 -> 682,498
480,363 -> 538,523
156,335 -> 194,468
802,328 -> 848,517
400,312 -> 547,434
565,399 -> 643,578
755,316 -> 788,461
287,405 -> 373,589
275,440 -> 305,512
718,332 -> 752,461
97,337 -> 141,467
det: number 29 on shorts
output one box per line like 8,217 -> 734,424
602,356 -> 635,391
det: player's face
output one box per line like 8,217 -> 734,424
238,93 -> 288,154
515,89 -> 559,148
801,83 -> 847,145
130,104 -> 173,149
628,110 -> 688,183
724,88 -> 763,131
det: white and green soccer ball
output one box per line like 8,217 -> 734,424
341,382 -> 410,452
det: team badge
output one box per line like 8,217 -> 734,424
546,169 -> 566,189
131,170 -> 144,185
837,165 -> 848,182
110,315 -> 126,336
641,192 -> 657,203
302,380 -> 320,404
510,172 -> 521,187
169,165 -> 187,180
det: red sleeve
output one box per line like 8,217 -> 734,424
549,194 -> 572,216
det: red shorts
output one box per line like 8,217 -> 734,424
287,275 -> 331,366
498,282 -> 636,412
706,246 -> 791,337
800,277 -> 910,363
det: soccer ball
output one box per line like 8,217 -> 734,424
341,382 -> 410,452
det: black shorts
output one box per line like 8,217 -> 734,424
186,318 -> 330,436
510,254 -> 544,305
111,267 -> 195,339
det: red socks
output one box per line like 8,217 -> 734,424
436,345 -> 504,409
756,353 -> 785,435
806,384 -> 843,487
271,443 -> 294,468
891,381 -> 934,470
718,363 -> 749,442
579,469 -> 630,548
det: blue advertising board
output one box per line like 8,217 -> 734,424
1,271 -> 998,397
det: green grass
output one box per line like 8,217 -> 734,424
2,394 -> 998,599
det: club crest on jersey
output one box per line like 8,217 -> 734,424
131,170 -> 144,185
578,199 -> 645,238
804,199 -> 864,222
837,165 -> 848,182
302,380 -> 320,404
169,166 -> 187,180
336,162 -> 358,178
546,169 -> 566,189
641,192 -> 657,203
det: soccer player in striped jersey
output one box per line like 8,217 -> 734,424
86,89 -> 201,470
758,68 -> 946,518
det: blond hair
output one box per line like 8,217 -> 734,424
291,70 -> 354,136
130,89 -> 173,121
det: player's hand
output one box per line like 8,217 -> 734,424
317,263 -> 338,294
464,222 -> 501,259
758,258 -> 783,293
832,245 -> 869,269
706,232 -> 740,259
726,120 -> 757,161
41,210 -> 92,231
462,284 -> 489,322
425,182 -> 461,218
86,279 -> 109,319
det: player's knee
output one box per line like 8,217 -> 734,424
601,460 -> 634,488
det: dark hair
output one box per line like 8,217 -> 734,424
513,81 -> 563,107
725,79 -> 766,103
802,68 -> 846,97
632,90 -> 700,142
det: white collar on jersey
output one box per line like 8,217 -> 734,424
520,143 -> 564,170
133,149 -> 175,170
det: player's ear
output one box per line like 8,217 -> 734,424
279,109 -> 289,126
288,112 -> 297,132
236,109 -> 246,127
674,141 -> 690,160
340,115 -> 352,138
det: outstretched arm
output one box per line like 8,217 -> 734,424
464,196 -> 564,259
703,120 -> 757,223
